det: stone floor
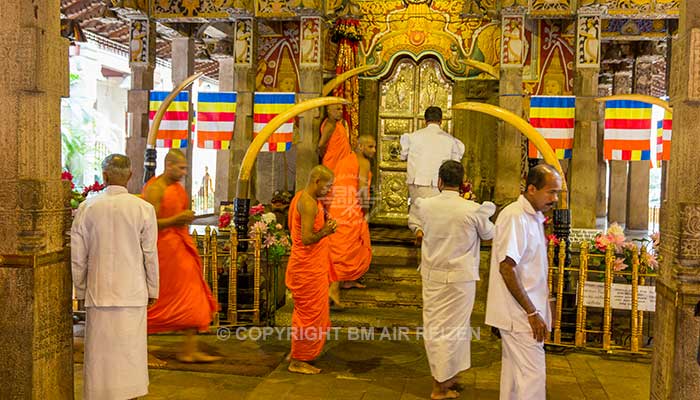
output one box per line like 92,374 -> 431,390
73,333 -> 651,399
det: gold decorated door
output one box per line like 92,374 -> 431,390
372,57 -> 454,225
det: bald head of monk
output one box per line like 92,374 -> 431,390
357,135 -> 376,160
306,165 -> 334,199
164,149 -> 188,183
325,104 -> 343,123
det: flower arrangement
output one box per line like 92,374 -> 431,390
331,17 -> 362,43
61,171 -> 105,209
218,203 -> 291,266
589,223 -> 659,273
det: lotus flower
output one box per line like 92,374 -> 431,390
250,203 -> 265,216
613,257 -> 628,271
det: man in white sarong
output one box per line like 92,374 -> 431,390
72,154 -> 159,400
409,160 -> 495,400
485,164 -> 562,400
401,106 -> 465,242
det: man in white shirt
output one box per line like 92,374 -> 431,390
72,154 -> 159,400
484,164 -> 562,400
401,106 -> 465,237
409,160 -> 495,400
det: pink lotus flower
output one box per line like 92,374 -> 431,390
250,203 -> 265,216
595,234 -> 610,252
621,241 -> 637,252
650,232 -> 660,247
218,212 -> 232,229
249,221 -> 268,237
641,251 -> 659,271
613,257 -> 628,271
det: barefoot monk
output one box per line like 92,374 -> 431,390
286,165 -> 337,374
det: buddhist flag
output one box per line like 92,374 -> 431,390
528,96 -> 575,159
197,92 -> 236,149
253,92 -> 295,152
604,100 -> 652,160
655,120 -> 663,168
660,110 -> 672,162
149,91 -> 189,148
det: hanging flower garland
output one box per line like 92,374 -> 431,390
331,17 -> 362,149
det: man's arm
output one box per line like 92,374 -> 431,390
143,181 -> 194,229
407,198 -> 423,235
70,205 -> 88,300
499,256 -> 548,342
141,205 -> 159,301
399,133 -> 410,161
357,156 -> 371,212
451,139 -> 465,161
318,119 -> 335,157
474,202 -> 496,240
299,194 -> 336,246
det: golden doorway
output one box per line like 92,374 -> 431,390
372,57 -> 454,225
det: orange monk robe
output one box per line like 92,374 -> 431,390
327,153 -> 372,281
286,192 -> 333,361
321,120 -> 351,171
144,177 -> 217,334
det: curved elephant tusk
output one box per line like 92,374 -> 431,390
594,94 -> 672,114
236,96 -> 351,198
462,59 -> 500,79
452,101 -> 569,208
321,64 -> 381,96
146,72 -> 203,148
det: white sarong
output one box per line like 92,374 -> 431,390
422,279 -> 476,382
84,306 -> 149,400
499,329 -> 546,400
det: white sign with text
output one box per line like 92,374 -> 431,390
581,281 -> 656,312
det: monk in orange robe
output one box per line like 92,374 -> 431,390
286,165 -> 337,374
143,149 -> 220,364
328,135 -> 376,300
319,104 -> 351,171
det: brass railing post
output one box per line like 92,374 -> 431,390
203,226 -> 211,287
210,228 -> 220,326
228,226 -> 239,325
575,241 -> 589,347
253,232 -> 262,325
630,248 -> 640,352
554,240 -> 566,344
603,244 -> 614,351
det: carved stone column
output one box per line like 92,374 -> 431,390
570,14 -> 601,229
650,4 -> 700,398
216,57 -> 235,206
296,66 -> 323,191
495,68 -> 523,205
125,19 -> 155,193
171,36 -> 196,197
0,0 -> 73,397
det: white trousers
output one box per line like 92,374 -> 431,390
84,306 -> 149,400
422,279 -> 476,382
499,329 -> 546,400
407,184 -> 440,232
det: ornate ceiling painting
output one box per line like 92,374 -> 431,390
601,19 -> 668,39
256,21 -> 302,92
356,0 -> 499,80
603,0 -> 679,16
152,0 -> 235,20
528,0 -> 575,17
525,20 -> 575,96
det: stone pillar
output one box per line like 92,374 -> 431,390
0,0 -> 73,397
126,64 -> 154,193
125,19 -> 155,193
608,70 -> 633,225
494,67 -> 523,206
570,71 -> 600,228
650,3 -> 700,398
296,65 -> 323,191
596,83 -> 612,219
171,36 -> 195,197
229,19 -> 256,201
626,163 -> 650,230
216,57 -> 234,206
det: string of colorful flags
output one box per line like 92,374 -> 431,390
527,97 -> 672,165
148,91 -> 297,152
